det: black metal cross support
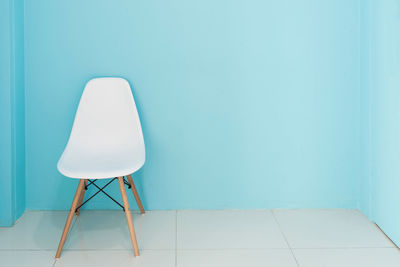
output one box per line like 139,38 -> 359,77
90,180 -> 125,209
85,179 -> 98,190
123,177 -> 132,188
75,177 -> 131,213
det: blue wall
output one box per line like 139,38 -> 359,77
0,0 -> 13,226
1,0 -> 398,247
13,0 -> 26,222
361,0 -> 400,247
3,1 -> 400,247
0,0 -> 25,226
359,0 -> 371,218
24,0 -> 362,210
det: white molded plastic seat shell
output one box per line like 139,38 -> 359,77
57,77 -> 145,179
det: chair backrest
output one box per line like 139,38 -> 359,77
65,77 -> 145,159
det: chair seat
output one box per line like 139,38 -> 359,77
57,77 -> 145,179
57,148 -> 145,179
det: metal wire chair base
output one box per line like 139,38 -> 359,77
75,177 -> 132,212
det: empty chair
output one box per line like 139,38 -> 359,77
55,77 -> 146,258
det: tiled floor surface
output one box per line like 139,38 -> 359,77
0,209 -> 399,267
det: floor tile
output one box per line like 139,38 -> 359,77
177,249 -> 298,267
54,250 -> 175,267
273,209 -> 393,248
0,211 -> 76,249
293,248 -> 400,267
0,250 -> 55,267
65,210 -> 175,250
177,210 -> 288,249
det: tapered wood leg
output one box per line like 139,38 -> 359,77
126,174 -> 145,214
55,179 -> 86,258
76,179 -> 87,216
118,177 -> 140,256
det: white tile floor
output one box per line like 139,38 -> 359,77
0,209 -> 398,267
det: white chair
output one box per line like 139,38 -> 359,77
55,77 -> 145,258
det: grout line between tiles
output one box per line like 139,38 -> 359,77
271,210 -> 300,267
0,248 -> 176,252
0,247 -> 396,252
291,247 -> 397,250
61,248 -> 176,251
175,248 -> 298,251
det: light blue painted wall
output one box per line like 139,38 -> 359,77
362,0 -> 400,247
25,0 -> 362,210
0,0 -> 14,226
0,0 -> 25,226
12,0 -> 26,221
360,0 -> 373,219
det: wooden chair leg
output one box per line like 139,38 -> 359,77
76,179 -> 87,216
126,174 -> 145,214
55,179 -> 86,258
118,177 -> 140,256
